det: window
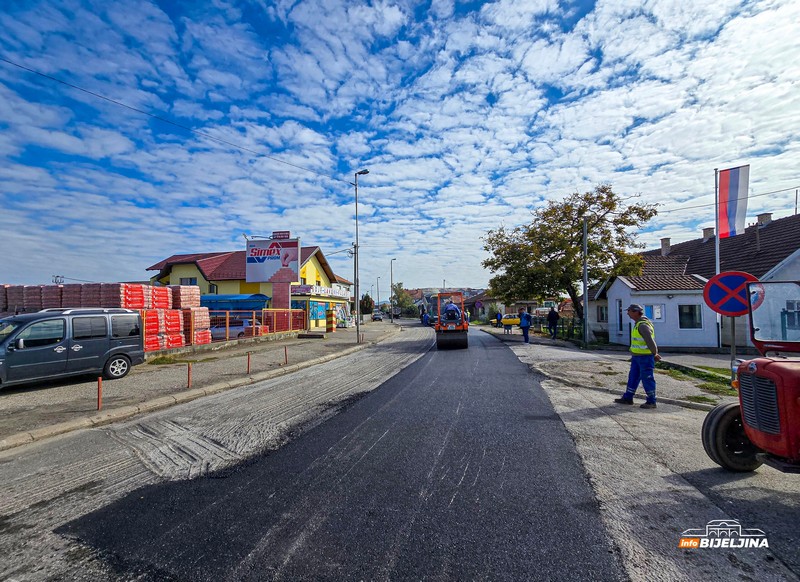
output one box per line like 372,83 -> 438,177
19,319 -> 66,347
617,300 -> 623,332
73,316 -> 108,339
643,304 -> 664,321
209,284 -> 218,294
597,305 -> 608,323
678,305 -> 703,329
180,277 -> 197,285
785,300 -> 800,329
112,315 -> 141,337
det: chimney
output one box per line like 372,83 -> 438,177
703,227 -> 715,242
660,237 -> 671,256
757,212 -> 772,227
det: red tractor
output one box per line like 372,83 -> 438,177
702,281 -> 800,472
434,292 -> 469,349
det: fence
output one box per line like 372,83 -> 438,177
532,316 -> 587,342
206,309 -> 306,342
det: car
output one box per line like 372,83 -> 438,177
209,319 -> 254,340
501,314 -> 520,326
372,311 -> 383,321
0,308 -> 144,388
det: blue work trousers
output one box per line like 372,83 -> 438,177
520,325 -> 530,343
623,354 -> 656,403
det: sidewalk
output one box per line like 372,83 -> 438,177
480,326 -> 739,411
0,321 -> 401,452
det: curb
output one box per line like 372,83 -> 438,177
0,328 -> 399,454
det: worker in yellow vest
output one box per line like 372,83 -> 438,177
614,304 -> 661,409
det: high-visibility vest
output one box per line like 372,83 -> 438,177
630,318 -> 655,355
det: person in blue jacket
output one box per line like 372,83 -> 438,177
518,307 -> 532,343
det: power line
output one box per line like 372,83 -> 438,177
659,185 -> 800,214
0,56 -> 350,184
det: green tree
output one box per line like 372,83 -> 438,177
482,185 -> 657,320
391,282 -> 417,316
360,294 -> 374,315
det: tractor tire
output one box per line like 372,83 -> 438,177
705,402 -> 763,472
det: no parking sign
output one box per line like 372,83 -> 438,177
703,271 -> 758,316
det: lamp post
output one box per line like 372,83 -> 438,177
377,276 -> 381,313
353,169 -> 369,343
390,258 -> 396,322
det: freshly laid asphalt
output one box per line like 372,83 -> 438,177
57,327 -> 626,582
0,320 -> 739,452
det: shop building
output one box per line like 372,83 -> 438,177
147,247 -> 352,330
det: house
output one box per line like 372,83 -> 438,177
602,212 -> 800,349
147,247 -> 352,329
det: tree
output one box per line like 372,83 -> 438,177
482,185 -> 657,320
391,282 -> 417,316
360,294 -> 374,315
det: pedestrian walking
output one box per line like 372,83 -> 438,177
614,304 -> 661,409
422,312 -> 430,326
518,307 -> 532,343
546,306 -> 560,339
496,312 -> 502,328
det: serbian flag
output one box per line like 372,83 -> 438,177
718,165 -> 749,238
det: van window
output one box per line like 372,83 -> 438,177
112,315 -> 141,337
19,319 -> 66,347
73,316 -> 108,340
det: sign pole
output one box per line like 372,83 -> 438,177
730,315 -> 737,382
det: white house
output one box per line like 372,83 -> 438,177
602,212 -> 800,350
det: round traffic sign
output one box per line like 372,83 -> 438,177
703,271 -> 758,317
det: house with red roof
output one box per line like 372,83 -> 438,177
598,212 -> 800,349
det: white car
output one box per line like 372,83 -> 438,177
209,319 -> 254,340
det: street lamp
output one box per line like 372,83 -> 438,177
377,276 -> 381,313
390,258 -> 397,322
353,169 -> 369,343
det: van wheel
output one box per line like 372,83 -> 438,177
103,355 -> 131,380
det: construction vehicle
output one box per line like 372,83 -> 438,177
701,280 -> 800,473
434,292 -> 469,349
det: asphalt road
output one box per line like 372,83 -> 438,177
57,327 -> 625,581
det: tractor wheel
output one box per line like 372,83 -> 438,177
706,402 -> 763,472
701,404 -> 726,466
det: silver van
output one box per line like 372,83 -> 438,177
0,308 -> 144,389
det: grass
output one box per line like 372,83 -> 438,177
684,395 -> 718,404
697,365 -> 732,376
654,362 -> 738,397
597,371 -> 618,376
697,382 -> 738,397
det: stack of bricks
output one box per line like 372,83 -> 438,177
62,284 -> 83,308
141,308 -> 186,351
0,285 -> 7,316
168,285 -> 201,308
0,281 -> 208,352
80,283 -> 102,307
142,309 -> 164,352
100,283 -> 148,309
41,285 -> 63,309
23,285 -> 43,312
151,286 -> 172,309
6,286 -> 23,313
182,306 -> 211,345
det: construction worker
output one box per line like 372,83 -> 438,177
614,304 -> 661,409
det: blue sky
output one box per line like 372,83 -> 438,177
1,0 -> 798,292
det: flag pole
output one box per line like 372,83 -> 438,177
714,168 -> 720,276
714,168 -> 721,349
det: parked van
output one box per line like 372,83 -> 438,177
0,308 -> 145,389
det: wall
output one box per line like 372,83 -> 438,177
607,279 -> 718,348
